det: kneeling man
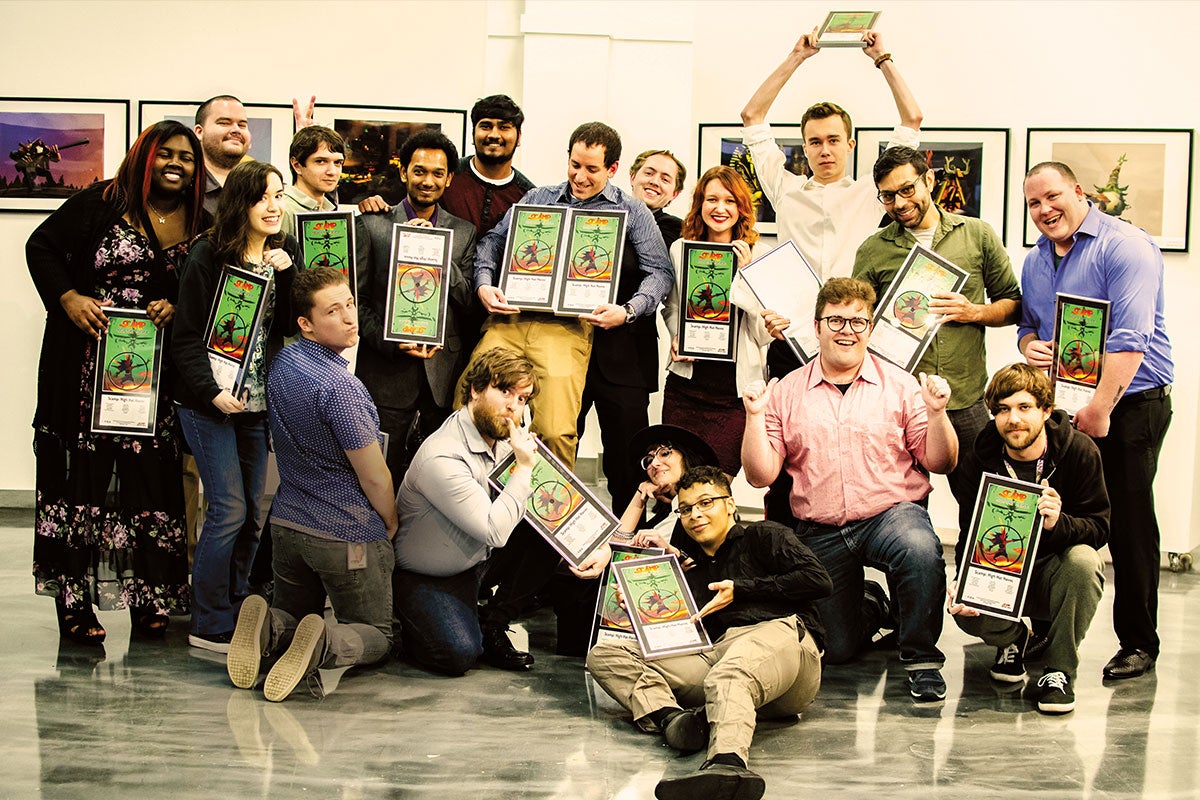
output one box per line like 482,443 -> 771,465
950,363 -> 1108,714
228,267 -> 398,702
588,466 -> 830,800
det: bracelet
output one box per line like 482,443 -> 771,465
874,53 -> 893,69
612,529 -> 635,541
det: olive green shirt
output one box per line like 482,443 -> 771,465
852,210 -> 1020,410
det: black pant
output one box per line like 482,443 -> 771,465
946,400 -> 992,541
1097,391 -> 1171,657
576,369 -> 651,516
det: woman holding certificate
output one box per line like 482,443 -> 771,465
172,160 -> 296,653
26,120 -> 208,644
661,166 -> 771,478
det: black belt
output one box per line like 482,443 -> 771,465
1121,385 -> 1171,404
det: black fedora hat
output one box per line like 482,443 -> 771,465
627,424 -> 719,472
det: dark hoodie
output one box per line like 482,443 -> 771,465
961,408 -> 1110,564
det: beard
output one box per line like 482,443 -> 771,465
203,137 -> 245,171
472,404 -> 510,441
1003,423 -> 1045,455
474,147 -> 513,168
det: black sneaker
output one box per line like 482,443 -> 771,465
1024,629 -> 1050,661
189,631 -> 234,654
1036,670 -> 1075,714
481,626 -> 535,671
908,668 -> 946,702
662,707 -> 709,754
990,626 -> 1029,682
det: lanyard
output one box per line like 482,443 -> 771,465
1002,453 -> 1044,484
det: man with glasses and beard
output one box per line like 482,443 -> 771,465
742,277 -> 957,703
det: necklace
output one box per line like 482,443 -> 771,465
145,199 -> 180,224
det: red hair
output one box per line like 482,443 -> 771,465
103,120 -> 207,238
681,166 -> 759,245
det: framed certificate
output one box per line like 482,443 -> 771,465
497,204 -> 569,310
489,438 -> 618,570
611,554 -> 713,660
383,224 -> 454,346
556,209 -> 627,315
295,210 -> 357,301
90,308 -> 163,436
952,474 -> 1046,621
816,11 -> 881,47
588,543 -> 666,649
740,240 -> 822,365
203,265 -> 271,398
867,243 -> 969,372
1052,293 -> 1110,418
678,241 -> 737,361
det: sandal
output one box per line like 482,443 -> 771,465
131,607 -> 170,638
56,599 -> 106,646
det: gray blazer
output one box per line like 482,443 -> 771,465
355,205 -> 477,409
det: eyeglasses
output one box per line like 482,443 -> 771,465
819,315 -> 871,333
877,181 -> 920,205
677,495 -> 731,517
640,446 -> 675,471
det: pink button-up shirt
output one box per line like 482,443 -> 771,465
765,354 -> 932,525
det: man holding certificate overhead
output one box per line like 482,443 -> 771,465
742,277 -> 957,703
356,130 -> 477,482
588,466 -> 830,800
948,364 -> 1108,714
853,145 -> 1021,543
1019,161 -> 1173,681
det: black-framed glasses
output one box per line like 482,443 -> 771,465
819,315 -> 871,333
640,446 -> 675,471
677,495 -> 731,517
877,181 -> 920,205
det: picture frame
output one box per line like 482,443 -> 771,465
677,240 -> 738,362
383,224 -> 454,347
611,554 -> 713,660
1024,128 -> 1194,252
868,243 -> 970,373
816,11 -> 881,47
92,308 -> 164,437
312,104 -> 467,205
0,96 -> 129,212
854,126 -> 1010,241
137,100 -> 294,174
698,122 -> 808,236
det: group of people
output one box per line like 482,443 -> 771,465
27,25 -> 1173,800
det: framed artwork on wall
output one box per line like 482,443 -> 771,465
138,100 -> 294,174
698,122 -> 808,236
854,127 -> 1010,242
1025,128 -> 1194,252
311,104 -> 467,205
0,97 -> 129,212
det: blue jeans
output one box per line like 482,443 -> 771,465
269,524 -> 393,668
393,565 -> 485,676
797,502 -> 946,669
178,407 -> 269,636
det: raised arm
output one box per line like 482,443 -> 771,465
861,31 -> 923,131
741,29 -> 820,126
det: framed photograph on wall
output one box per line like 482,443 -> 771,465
138,100 -> 293,174
854,127 -> 1010,242
1025,128 -> 1194,252
698,123 -> 808,236
312,104 -> 467,206
0,97 -> 129,212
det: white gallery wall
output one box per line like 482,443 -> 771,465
1,0 -> 1196,553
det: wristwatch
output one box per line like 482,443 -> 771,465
622,302 -> 636,324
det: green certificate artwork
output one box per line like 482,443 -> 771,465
1052,293 -> 1110,417
91,308 -> 163,436
498,204 -> 569,309
679,241 -> 737,361
612,555 -> 713,659
868,243 -> 968,372
590,543 -> 665,647
383,225 -> 453,346
556,209 -> 626,314
953,474 -> 1045,620
203,266 -> 270,397
296,211 -> 357,302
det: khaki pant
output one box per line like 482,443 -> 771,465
587,616 -> 822,763
456,314 -> 592,467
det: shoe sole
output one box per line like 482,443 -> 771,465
989,669 -> 1028,683
228,595 -> 269,689
655,770 -> 765,800
263,615 -> 325,702
663,710 -> 709,754
189,634 -> 231,654
1037,699 -> 1076,714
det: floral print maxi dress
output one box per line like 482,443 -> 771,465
34,221 -> 190,614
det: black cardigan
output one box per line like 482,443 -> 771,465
171,235 -> 298,416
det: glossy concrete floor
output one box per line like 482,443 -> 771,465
2,507 -> 1198,800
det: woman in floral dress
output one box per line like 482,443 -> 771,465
26,120 -> 208,643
